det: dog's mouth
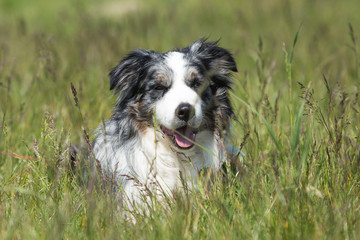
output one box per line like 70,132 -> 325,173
160,125 -> 198,149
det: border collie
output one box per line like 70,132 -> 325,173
93,39 -> 238,211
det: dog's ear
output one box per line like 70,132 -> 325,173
109,49 -> 153,102
189,39 -> 237,77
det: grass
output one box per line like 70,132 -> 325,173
1,0 -> 360,239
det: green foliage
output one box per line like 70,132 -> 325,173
1,0 -> 360,239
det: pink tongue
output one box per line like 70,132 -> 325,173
174,127 -> 195,148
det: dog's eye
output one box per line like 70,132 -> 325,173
191,80 -> 201,89
153,85 -> 167,91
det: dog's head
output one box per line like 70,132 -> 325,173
109,39 -> 237,150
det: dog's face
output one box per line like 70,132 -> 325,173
109,40 -> 237,150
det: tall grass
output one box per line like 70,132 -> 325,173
1,0 -> 360,239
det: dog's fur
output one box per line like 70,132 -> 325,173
92,39 -> 237,210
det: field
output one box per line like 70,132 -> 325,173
1,0 -> 360,239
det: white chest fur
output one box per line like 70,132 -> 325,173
93,126 -> 225,207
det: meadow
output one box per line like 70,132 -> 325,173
1,0 -> 360,239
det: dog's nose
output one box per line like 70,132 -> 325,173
176,103 -> 195,122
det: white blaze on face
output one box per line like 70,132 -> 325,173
155,52 -> 203,130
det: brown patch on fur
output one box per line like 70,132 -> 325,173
134,119 -> 147,133
190,71 -> 199,80
128,102 -> 149,133
184,68 -> 200,85
156,75 -> 169,86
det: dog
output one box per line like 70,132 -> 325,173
92,39 -> 238,211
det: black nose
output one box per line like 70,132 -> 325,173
175,103 -> 195,122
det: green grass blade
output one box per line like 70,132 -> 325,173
286,23 -> 302,134
289,23 -> 302,64
291,98 -> 305,153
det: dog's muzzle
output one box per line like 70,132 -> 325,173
160,102 -> 200,149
